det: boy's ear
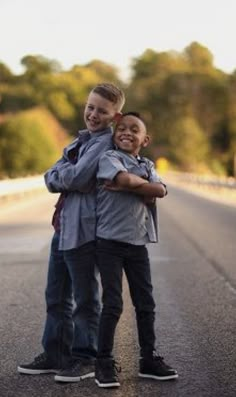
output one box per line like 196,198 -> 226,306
142,134 -> 150,148
113,112 -> 122,123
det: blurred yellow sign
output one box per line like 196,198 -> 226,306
156,157 -> 169,174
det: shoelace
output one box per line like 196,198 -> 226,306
153,355 -> 164,361
35,353 -> 47,363
68,358 -> 83,370
141,352 -> 164,361
152,355 -> 172,370
112,360 -> 121,373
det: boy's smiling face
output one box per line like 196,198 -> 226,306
84,92 -> 120,133
114,114 -> 150,156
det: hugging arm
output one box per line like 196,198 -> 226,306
98,152 -> 167,199
113,172 -> 167,198
44,157 -> 68,193
45,138 -> 112,193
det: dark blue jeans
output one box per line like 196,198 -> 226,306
42,233 -> 101,367
96,238 -> 156,359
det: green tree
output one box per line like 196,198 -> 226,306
0,107 -> 68,177
0,83 -> 37,111
131,49 -> 187,82
86,60 -> 122,85
224,72 -> 236,174
21,55 -> 61,78
168,116 -> 209,172
183,42 -> 214,71
0,62 -> 14,82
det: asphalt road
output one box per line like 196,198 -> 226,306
0,187 -> 235,397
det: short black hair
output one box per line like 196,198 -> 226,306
119,111 -> 146,124
115,111 -> 147,136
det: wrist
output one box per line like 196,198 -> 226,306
162,184 -> 168,196
133,180 -> 149,188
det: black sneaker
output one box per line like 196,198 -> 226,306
54,359 -> 95,383
139,354 -> 178,381
95,358 -> 121,388
17,352 -> 60,375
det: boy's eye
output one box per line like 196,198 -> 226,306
130,127 -> 139,134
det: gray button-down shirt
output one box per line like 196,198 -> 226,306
96,149 -> 165,245
44,127 -> 113,250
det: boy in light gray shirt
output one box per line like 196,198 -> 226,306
17,83 -> 125,383
94,112 -> 178,388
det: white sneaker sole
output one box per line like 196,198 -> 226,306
95,379 -> 120,388
17,366 -> 59,375
55,372 -> 95,383
138,372 -> 178,381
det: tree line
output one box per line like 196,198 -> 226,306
0,41 -> 235,178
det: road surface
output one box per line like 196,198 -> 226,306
0,186 -> 235,397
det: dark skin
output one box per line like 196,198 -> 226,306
104,114 -> 166,199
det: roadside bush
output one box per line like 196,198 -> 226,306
0,107 -> 69,178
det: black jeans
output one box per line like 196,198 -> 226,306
96,238 -> 156,359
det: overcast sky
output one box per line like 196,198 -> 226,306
0,0 -> 235,80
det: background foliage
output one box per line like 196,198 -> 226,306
0,41 -> 235,177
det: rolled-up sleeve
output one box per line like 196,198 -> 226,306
44,157 -> 68,193
54,137 -> 113,192
97,151 -> 128,181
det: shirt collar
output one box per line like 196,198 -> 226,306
77,126 -> 113,140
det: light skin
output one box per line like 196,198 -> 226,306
46,91 -> 123,193
104,114 -> 166,198
84,92 -> 121,133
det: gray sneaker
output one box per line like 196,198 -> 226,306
17,352 -> 60,375
54,359 -> 95,383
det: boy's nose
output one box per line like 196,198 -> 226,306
123,129 -> 132,136
91,109 -> 98,118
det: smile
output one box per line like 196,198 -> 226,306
120,138 -> 133,143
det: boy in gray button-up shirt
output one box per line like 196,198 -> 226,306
17,83 -> 125,382
95,112 -> 178,388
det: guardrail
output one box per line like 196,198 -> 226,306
0,172 -> 235,204
166,171 -> 236,189
165,171 -> 236,206
0,175 -> 46,201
